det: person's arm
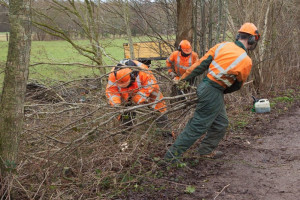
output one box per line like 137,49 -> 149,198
106,73 -> 121,106
182,56 -> 213,81
132,72 -> 156,104
166,52 -> 176,74
181,44 -> 219,81
225,57 -> 252,94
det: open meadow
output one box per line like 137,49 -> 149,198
0,32 -> 9,41
0,37 -> 135,89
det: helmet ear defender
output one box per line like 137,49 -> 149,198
247,35 -> 256,45
236,30 -> 259,45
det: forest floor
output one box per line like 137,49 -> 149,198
121,98 -> 300,200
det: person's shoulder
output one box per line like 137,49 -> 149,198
168,51 -> 179,59
218,41 -> 234,47
108,69 -> 116,82
207,42 -> 230,51
171,50 -> 179,55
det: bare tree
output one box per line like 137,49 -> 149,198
199,0 -> 206,56
208,0 -> 215,47
192,0 -> 198,52
175,0 -> 193,47
222,0 -> 227,41
32,0 -> 109,84
216,0 -> 223,43
0,0 -> 31,196
122,0 -> 135,59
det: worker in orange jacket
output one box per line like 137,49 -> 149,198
166,40 -> 199,81
166,40 -> 198,100
164,23 -> 260,162
106,59 -> 170,135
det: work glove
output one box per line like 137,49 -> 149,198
169,71 -> 177,79
177,80 -> 190,90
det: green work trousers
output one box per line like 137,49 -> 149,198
165,80 -> 228,160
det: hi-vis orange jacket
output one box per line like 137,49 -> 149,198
166,51 -> 198,79
106,60 -> 166,113
181,41 -> 252,90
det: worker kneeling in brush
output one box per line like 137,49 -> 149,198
164,23 -> 261,161
106,59 -> 171,137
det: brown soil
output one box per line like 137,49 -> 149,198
121,102 -> 300,200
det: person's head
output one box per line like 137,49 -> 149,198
114,59 -> 137,88
178,40 -> 192,57
236,23 -> 260,50
114,68 -> 133,88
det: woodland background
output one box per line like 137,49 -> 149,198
0,0 -> 299,199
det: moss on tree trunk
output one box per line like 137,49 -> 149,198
0,0 -> 31,176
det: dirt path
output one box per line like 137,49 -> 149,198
193,106 -> 300,200
124,103 -> 300,200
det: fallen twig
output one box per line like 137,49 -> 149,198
213,184 -> 230,200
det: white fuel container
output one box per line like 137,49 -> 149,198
254,99 -> 271,113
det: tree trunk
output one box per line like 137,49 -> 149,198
200,0 -> 206,56
222,0 -> 227,41
216,0 -> 223,43
123,0 -> 135,59
175,0 -> 194,47
0,0 -> 31,178
208,0 -> 214,47
193,0 -> 198,52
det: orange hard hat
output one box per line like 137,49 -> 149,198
179,40 -> 192,54
115,68 -> 132,88
238,23 -> 260,41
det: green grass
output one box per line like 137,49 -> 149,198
0,38 -> 131,87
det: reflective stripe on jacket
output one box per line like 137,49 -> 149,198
181,42 -> 252,88
166,51 -> 198,77
106,60 -> 166,112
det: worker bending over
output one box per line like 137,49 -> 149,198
106,59 -> 170,136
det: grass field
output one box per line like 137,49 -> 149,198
0,37 -> 133,88
0,32 -> 9,41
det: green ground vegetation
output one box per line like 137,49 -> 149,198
0,37 -> 134,88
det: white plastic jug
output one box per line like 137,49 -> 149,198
255,99 -> 271,113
